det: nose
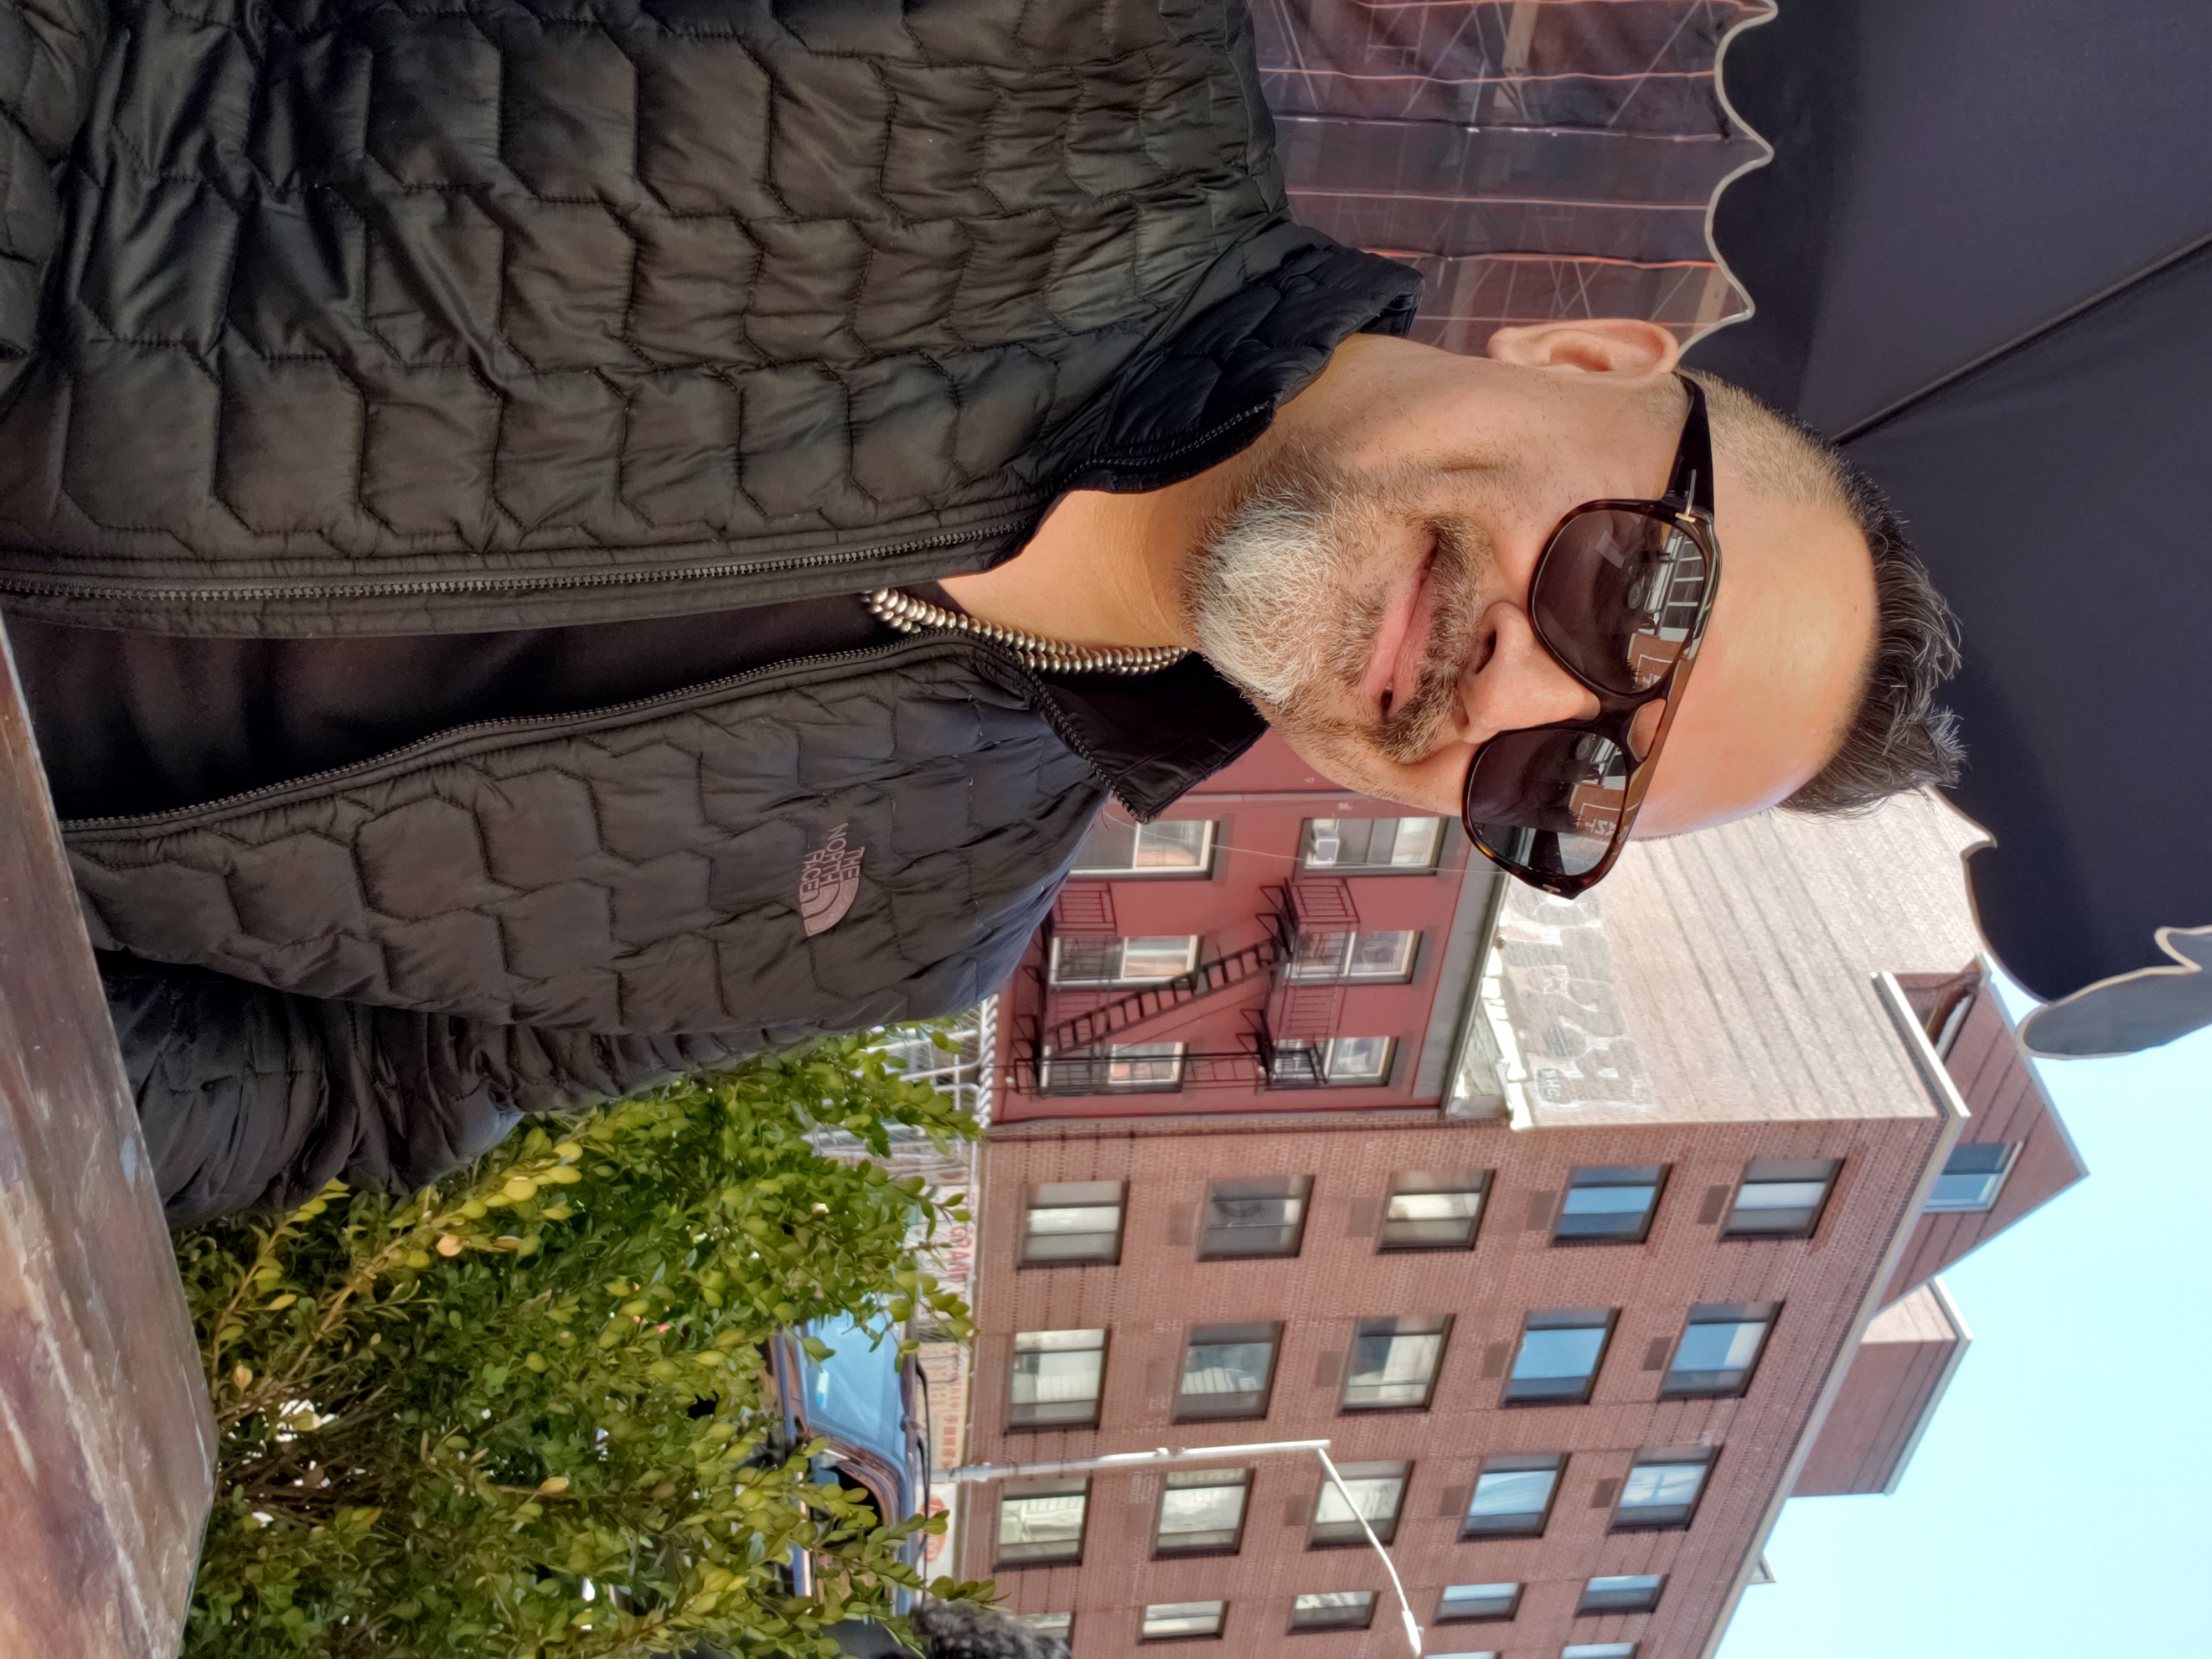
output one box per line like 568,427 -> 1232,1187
1454,602 -> 1602,743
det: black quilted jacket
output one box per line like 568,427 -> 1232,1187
0,0 -> 1419,1220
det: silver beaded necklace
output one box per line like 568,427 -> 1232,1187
865,587 -> 1187,677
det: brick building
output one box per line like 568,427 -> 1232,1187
946,736 -> 2081,1659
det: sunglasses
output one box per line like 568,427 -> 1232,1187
1459,374 -> 1722,897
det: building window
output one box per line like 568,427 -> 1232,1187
1141,1602 -> 1226,1641
1009,1330 -> 1107,1429
1036,1042 -> 1187,1094
1429,1653 -> 1501,1659
1437,1583 -> 1522,1623
1176,1323 -> 1281,1421
1198,1176 -> 1311,1258
1310,1461 -> 1409,1546
1155,1469 -> 1251,1557
1723,1159 -> 1841,1238
1289,1592 -> 1376,1633
1269,1036 -> 1396,1087
1072,816 -> 1217,877
1016,1613 -> 1073,1642
1503,1309 -> 1615,1404
1300,816 -> 1445,872
1342,1316 -> 1451,1410
1562,1646 -> 1639,1659
1106,1042 -> 1186,1090
1612,1452 -> 1713,1531
1377,1171 -> 1488,1251
1578,1575 -> 1664,1615
1048,934 -> 1201,986
1926,1142 -> 2018,1212
1461,1456 -> 1563,1538
1554,1165 -> 1667,1243
997,1478 -> 1088,1565
1021,1181 -> 1125,1266
1285,929 -> 1422,983
1662,1305 -> 1778,1398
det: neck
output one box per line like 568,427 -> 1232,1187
938,465 -> 1247,650
940,335 -> 1402,646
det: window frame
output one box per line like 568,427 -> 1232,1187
1284,929 -> 1423,985
1036,1041 -> 1189,1095
1271,1036 -> 1398,1088
1299,815 -> 1446,873
1460,1454 -> 1565,1538
1007,1328 -> 1109,1430
1660,1304 -> 1779,1399
1577,1575 -> 1665,1615
1308,1460 -> 1411,1548
1553,1165 -> 1668,1245
1561,1646 -> 1641,1659
1140,1601 -> 1227,1642
1341,1315 -> 1452,1412
1105,1041 -> 1188,1091
1152,1468 -> 1252,1558
1020,1181 -> 1125,1267
1925,1141 -> 2020,1212
1377,1169 -> 1488,1252
1435,1583 -> 1523,1624
1288,1591 -> 1377,1634
1502,1308 -> 1617,1405
1610,1451 -> 1715,1532
1722,1158 -> 1842,1239
1197,1176 -> 1312,1259
1047,933 -> 1202,988
1070,816 -> 1219,879
1174,1322 -> 1283,1423
995,1477 -> 1090,1567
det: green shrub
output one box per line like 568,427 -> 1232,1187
178,1036 -> 985,1659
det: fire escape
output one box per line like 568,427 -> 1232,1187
1010,877 -> 1362,1096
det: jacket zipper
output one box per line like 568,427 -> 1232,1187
0,521 -> 1032,608
1075,405 -> 1269,478
4,399 -> 1274,611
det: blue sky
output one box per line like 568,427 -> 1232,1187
1718,1005 -> 2212,1657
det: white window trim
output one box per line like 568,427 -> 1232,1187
1047,933 -> 1202,987
1071,818 -> 1219,878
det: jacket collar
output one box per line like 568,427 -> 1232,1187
1026,654 -> 1269,819
1029,232 -> 1422,815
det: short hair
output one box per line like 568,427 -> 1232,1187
1684,370 -> 1965,814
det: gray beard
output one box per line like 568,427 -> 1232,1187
1181,451 -> 1486,765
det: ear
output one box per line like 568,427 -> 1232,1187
1485,318 -> 1681,377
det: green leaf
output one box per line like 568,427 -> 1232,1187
178,1029 -> 980,1659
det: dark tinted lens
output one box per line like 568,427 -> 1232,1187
1532,509 -> 1712,695
1462,727 -> 1629,880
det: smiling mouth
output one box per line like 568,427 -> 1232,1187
1367,534 -> 1439,721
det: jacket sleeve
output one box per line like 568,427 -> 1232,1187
100,955 -> 763,1227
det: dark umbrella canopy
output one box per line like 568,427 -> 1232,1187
1685,0 -> 2212,1056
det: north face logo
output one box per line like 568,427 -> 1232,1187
798,823 -> 865,938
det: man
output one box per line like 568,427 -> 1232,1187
0,0 -> 1957,1221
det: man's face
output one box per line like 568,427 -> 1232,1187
1180,327 -> 1879,840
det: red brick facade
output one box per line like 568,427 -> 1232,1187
960,1112 -> 1947,1656
950,738 -> 2075,1658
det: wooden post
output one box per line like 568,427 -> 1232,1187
0,623 -> 214,1655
